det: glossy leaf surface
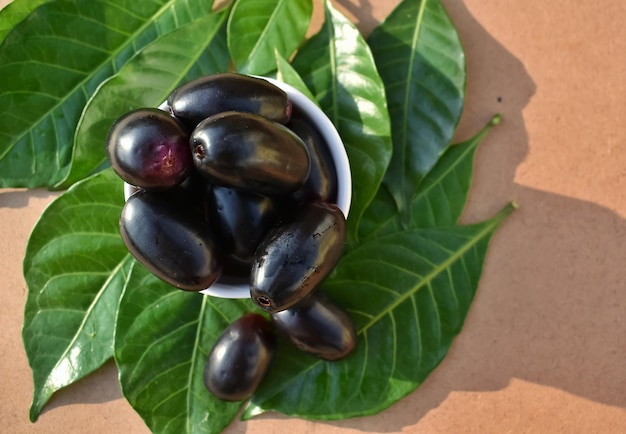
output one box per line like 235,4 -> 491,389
227,0 -> 312,75
291,0 -> 392,243
274,50 -> 317,104
359,114 -> 501,240
0,0 -> 214,188
368,0 -> 466,222
245,203 -> 515,419
115,263 -> 257,434
22,168 -> 130,420
60,9 -> 229,188
15,0 -> 516,431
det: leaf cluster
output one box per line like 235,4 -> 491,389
2,0 -> 515,432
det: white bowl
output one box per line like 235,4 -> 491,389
124,75 -> 351,299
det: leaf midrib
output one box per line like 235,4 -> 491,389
0,0 -> 186,163
69,10 -> 228,186
255,206 -> 511,409
325,0 -> 339,125
359,217 -> 501,334
31,253 -> 132,414
372,135 -> 478,235
241,0 -> 286,69
186,294 -> 208,433
369,116 -> 497,236
398,0 -> 428,196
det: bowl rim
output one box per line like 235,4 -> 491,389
123,75 -> 351,299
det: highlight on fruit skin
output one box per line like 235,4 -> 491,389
287,110 -> 339,205
250,201 -> 347,313
167,72 -> 292,128
119,189 -> 222,291
204,184 -> 282,264
271,292 -> 357,361
190,111 -> 311,196
106,108 -> 192,189
110,72 -> 348,301
203,313 -> 276,401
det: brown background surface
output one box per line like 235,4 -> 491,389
1,0 -> 625,433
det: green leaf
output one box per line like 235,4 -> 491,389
245,203 -> 515,420
57,9 -> 230,189
15,1 -> 515,430
0,0 -> 51,44
274,50 -> 317,103
227,0 -> 312,75
115,263 -> 257,434
368,0 -> 466,222
359,114 -> 501,240
291,0 -> 392,243
0,0 -> 214,188
22,168 -> 131,421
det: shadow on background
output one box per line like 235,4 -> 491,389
40,360 -> 123,414
0,188 -> 57,209
315,0 -> 625,432
26,0 -> 625,430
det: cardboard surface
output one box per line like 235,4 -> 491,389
1,0 -> 625,433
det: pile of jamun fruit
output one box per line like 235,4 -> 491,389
106,73 -> 356,401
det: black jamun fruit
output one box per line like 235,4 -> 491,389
287,110 -> 338,204
168,72 -> 292,128
190,111 -> 310,196
106,108 -> 192,189
250,202 -> 346,313
204,185 -> 282,263
203,313 -> 276,401
120,189 -> 221,290
271,292 -> 356,361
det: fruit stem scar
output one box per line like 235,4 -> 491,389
256,296 -> 271,307
194,144 -> 206,159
